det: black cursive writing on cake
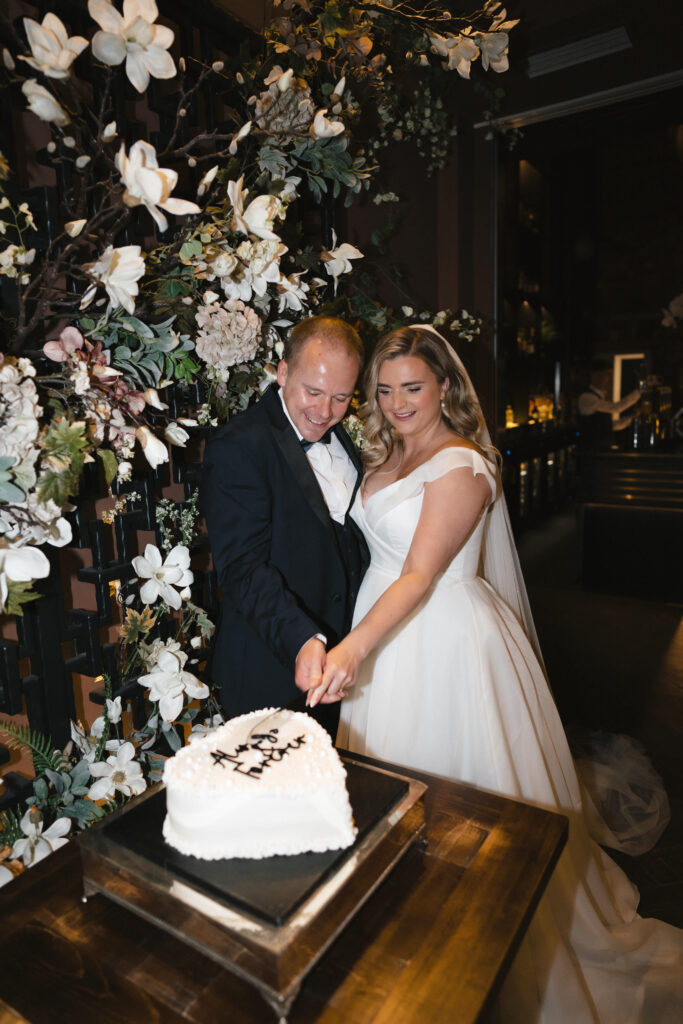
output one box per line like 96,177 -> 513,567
210,729 -> 307,779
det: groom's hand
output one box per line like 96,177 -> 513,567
294,636 -> 327,693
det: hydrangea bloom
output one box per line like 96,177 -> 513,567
195,300 -> 262,378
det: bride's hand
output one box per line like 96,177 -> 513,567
306,639 -> 361,708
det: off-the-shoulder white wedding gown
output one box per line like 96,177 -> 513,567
337,446 -> 683,1024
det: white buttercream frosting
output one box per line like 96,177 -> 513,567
162,708 -> 357,859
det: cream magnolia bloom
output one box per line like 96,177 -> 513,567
132,543 -> 193,609
196,164 -> 218,197
429,31 -> 480,78
21,79 -> 69,125
138,649 -> 209,722
263,66 -> 294,92
310,109 -> 345,138
116,140 -> 200,233
87,742 -> 147,800
135,425 -> 169,468
11,810 -> 70,867
81,244 -> 145,314
19,13 -> 88,79
164,422 -> 189,446
476,30 -> 510,73
228,120 -> 252,156
65,219 -> 86,237
227,176 -> 283,241
0,543 -> 50,612
321,231 -> 363,293
88,0 -> 175,94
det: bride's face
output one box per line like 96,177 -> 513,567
377,355 -> 448,436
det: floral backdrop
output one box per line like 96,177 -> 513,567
0,0 -> 516,885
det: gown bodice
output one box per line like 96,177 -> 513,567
351,445 -> 496,584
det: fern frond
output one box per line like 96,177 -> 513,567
0,719 -> 68,775
0,806 -> 24,847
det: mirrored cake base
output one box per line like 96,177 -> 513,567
79,756 -> 427,1021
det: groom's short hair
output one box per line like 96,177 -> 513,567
285,316 -> 364,369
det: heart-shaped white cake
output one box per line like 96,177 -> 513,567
162,708 -> 357,859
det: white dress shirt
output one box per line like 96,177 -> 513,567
278,390 -> 357,524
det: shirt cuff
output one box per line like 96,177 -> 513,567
295,633 -> 327,663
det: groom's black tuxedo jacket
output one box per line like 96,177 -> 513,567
201,384 -> 369,725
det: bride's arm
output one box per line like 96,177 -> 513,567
307,466 -> 491,707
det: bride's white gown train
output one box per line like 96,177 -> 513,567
337,447 -> 683,1023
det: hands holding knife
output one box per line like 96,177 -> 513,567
295,635 -> 361,709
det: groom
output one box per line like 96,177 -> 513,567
201,316 -> 369,737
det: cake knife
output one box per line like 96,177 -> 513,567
243,690 -> 309,744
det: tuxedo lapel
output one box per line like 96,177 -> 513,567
263,386 -> 336,533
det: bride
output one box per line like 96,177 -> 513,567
307,325 -> 683,1023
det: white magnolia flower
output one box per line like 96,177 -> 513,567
263,66 -> 294,92
132,543 -> 193,609
65,218 -> 86,237
196,164 -> 218,197
138,649 -> 209,722
227,176 -> 282,241
277,272 -> 309,313
88,0 -> 175,94
139,636 -> 182,671
429,31 -> 479,78
116,140 -> 200,233
19,13 -> 88,79
0,493 -> 72,549
21,79 -> 70,125
321,230 -> 363,294
0,543 -> 50,612
164,422 -> 189,446
188,713 -> 224,743
11,810 -> 70,867
228,120 -> 252,156
135,425 -> 169,469
106,696 -> 122,723
70,717 -> 122,762
102,120 -> 117,140
142,387 -> 169,410
310,108 -> 345,139
81,244 -> 145,314
476,30 -> 510,73
87,741 -> 147,800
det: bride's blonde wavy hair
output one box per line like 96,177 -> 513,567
360,326 -> 500,472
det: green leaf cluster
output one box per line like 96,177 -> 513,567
37,417 -> 89,507
82,312 -> 199,389
3,579 -> 42,616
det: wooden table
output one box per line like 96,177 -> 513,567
0,764 -> 567,1024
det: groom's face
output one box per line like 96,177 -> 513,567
277,338 -> 359,442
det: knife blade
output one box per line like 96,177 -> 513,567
243,689 -> 309,745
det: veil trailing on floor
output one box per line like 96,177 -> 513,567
411,325 -> 670,854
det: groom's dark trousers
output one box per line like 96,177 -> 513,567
201,385 -> 369,737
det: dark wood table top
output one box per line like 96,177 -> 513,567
0,765 -> 567,1024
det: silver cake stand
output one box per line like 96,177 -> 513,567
79,756 -> 427,1022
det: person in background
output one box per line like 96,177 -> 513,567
577,359 -> 640,448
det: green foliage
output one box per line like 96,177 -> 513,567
4,579 -> 42,616
0,807 -> 23,847
0,719 -> 69,776
37,417 -> 88,507
97,447 -> 119,486
84,312 -> 199,389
